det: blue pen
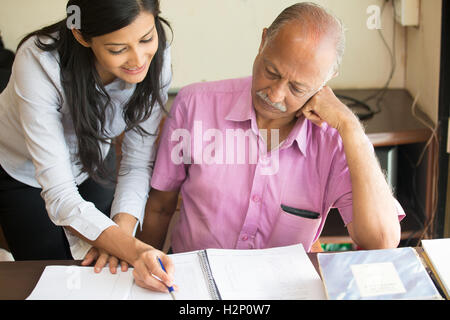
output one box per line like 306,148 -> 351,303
157,257 -> 176,300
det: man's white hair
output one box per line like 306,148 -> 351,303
265,2 -> 346,80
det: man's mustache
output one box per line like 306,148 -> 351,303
256,91 -> 287,112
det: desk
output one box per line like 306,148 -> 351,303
0,254 -> 317,300
0,249 -> 445,300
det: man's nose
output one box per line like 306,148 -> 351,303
268,80 -> 287,104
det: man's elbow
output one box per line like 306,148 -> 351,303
358,225 -> 401,250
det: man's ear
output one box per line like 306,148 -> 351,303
258,28 -> 269,54
71,29 -> 90,48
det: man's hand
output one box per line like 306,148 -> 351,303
296,86 -> 359,133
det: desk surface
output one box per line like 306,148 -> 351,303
0,256 -> 320,300
1,249 -> 446,300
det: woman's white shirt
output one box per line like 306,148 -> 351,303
0,36 -> 172,259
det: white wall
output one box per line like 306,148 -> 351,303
0,0 -> 406,91
0,0 -> 442,122
405,0 -> 442,125
0,0 -> 66,51
161,0 -> 406,90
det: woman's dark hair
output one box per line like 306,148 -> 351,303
18,0 -> 172,184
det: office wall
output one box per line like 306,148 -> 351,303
161,0 -> 406,91
0,0 -> 441,121
405,0 -> 442,126
0,0 -> 405,91
0,0 -> 66,51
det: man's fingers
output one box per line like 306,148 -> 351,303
302,108 -> 324,127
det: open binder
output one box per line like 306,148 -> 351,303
317,247 -> 443,300
27,244 -> 326,300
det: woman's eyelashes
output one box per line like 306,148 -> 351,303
108,37 -> 154,55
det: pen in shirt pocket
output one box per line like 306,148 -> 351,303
281,204 -> 320,219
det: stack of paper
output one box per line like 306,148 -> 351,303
421,238 -> 450,300
27,244 -> 326,300
318,247 -> 443,300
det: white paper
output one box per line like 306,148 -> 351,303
27,253 -> 212,300
206,244 -> 326,300
129,252 -> 212,300
351,262 -> 406,298
422,238 -> 450,297
27,244 -> 325,300
26,266 -> 134,300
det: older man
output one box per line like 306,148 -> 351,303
142,2 -> 405,253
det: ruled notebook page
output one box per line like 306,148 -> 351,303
205,244 -> 326,300
128,252 -> 212,300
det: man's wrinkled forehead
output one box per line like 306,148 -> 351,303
261,22 -> 337,84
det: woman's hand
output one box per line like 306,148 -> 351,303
131,245 -> 176,292
71,217 -> 176,292
81,212 -> 137,273
81,246 -> 129,274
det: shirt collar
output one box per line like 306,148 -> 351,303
225,79 -> 309,156
283,116 -> 309,156
224,81 -> 254,122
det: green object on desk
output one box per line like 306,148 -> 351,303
321,243 -> 353,252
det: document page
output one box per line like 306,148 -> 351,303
129,252 -> 212,300
27,265 -> 134,300
205,244 -> 326,300
422,238 -> 450,298
27,252 -> 212,300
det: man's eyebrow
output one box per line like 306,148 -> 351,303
104,26 -> 155,46
263,58 -> 312,90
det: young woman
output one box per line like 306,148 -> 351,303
0,0 -> 174,292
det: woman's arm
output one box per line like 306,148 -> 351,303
66,224 -> 174,292
13,40 -> 117,259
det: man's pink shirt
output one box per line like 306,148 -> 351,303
151,76 -> 405,253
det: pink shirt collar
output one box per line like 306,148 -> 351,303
224,79 -> 309,156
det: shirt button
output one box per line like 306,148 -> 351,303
251,195 -> 261,203
241,235 -> 248,241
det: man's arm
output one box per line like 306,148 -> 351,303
301,86 -> 401,249
338,119 -> 401,249
136,188 -> 180,250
